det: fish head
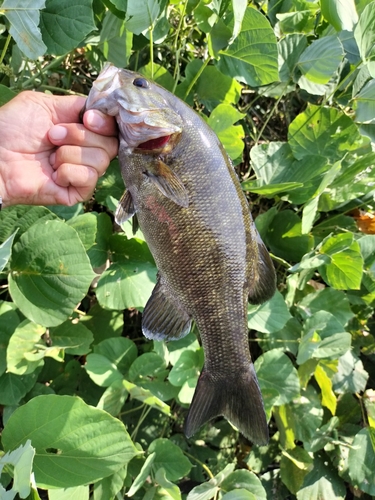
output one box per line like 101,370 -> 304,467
86,63 -> 183,153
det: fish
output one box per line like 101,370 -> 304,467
85,63 -> 276,444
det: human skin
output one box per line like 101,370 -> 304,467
0,91 -> 118,208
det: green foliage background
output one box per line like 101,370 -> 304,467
1,0 -> 375,498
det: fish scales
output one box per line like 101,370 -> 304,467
85,63 -> 276,444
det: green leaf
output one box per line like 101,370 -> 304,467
49,320 -> 94,355
297,35 -> 344,84
122,379 -> 171,415
40,0 -> 96,55
2,0 -> 46,59
155,467 -> 182,500
222,490 -> 256,500
8,220 -> 95,327
0,301 -> 20,376
288,386 -> 324,444
187,464 -> 235,500
332,351 -> 369,394
247,291 -> 291,334
85,353 -> 123,387
288,105 -> 363,162
6,320 -> 45,375
221,470 -> 267,499
98,11 -> 133,68
354,79 -> 375,124
125,0 -> 160,35
314,364 -> 337,415
168,350 -> 202,387
196,66 -> 242,111
140,63 -> 175,92
0,84 -> 17,106
127,453 -> 156,497
0,440 -> 35,499
94,337 -> 138,377
321,0 -> 358,31
263,210 -> 313,262
278,34 -> 308,82
48,485 -> 89,500
354,1 -> 375,63
280,447 -> 313,495
128,352 -> 167,385
0,205 -> 57,244
79,303 -> 123,344
0,370 -> 40,406
348,427 -> 375,495
217,7 -> 278,87
96,379 -> 129,416
1,395 -> 138,489
148,438 -> 192,482
66,213 -> 97,252
297,453 -> 346,499
297,288 -> 354,326
207,103 -> 245,160
255,350 -> 300,407
230,0 -> 247,43
0,230 -> 18,272
297,311 -> 351,365
320,233 -> 363,289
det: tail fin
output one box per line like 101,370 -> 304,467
184,364 -> 268,445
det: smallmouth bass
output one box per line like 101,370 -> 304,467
85,63 -> 276,444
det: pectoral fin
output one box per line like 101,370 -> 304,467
115,189 -> 136,225
145,160 -> 189,208
142,274 -> 192,341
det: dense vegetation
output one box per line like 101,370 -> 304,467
1,0 -> 375,498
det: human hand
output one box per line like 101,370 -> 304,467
0,91 -> 118,208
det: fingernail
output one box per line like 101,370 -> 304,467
49,125 -> 67,141
85,110 -> 106,130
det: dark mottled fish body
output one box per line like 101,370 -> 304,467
85,63 -> 276,444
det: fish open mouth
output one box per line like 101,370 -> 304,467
137,135 -> 171,150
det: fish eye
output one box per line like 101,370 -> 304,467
133,77 -> 149,89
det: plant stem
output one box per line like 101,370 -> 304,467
183,450 -> 214,479
131,405 -> 152,441
149,25 -> 154,79
19,54 -> 67,89
184,55 -> 212,100
0,33 -> 11,65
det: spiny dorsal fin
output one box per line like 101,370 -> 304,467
144,160 -> 189,208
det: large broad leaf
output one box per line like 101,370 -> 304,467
278,34 -> 308,83
98,11 -> 133,68
148,438 -> 192,482
296,311 -> 351,365
297,288 -> 354,326
40,0 -> 96,55
354,79 -> 375,124
354,1 -> 375,63
297,453 -> 346,499
297,35 -> 344,84
288,105 -> 363,161
255,350 -> 300,408
2,0 -> 46,59
125,0 -> 160,35
221,470 -> 267,500
332,351 -> 369,394
6,320 -> 45,375
207,104 -> 245,160
0,205 -> 57,244
8,220 -> 95,327
196,66 -> 242,112
319,233 -> 363,290
0,84 -> 17,106
217,7 -> 278,87
348,427 -> 375,495
263,210 -> 313,262
0,230 -> 18,272
247,291 -> 291,334
321,0 -> 358,31
187,464 -> 235,500
1,395 -> 138,489
0,301 -> 20,377
0,440 -> 35,500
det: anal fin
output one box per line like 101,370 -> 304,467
145,160 -> 189,208
142,275 -> 192,341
